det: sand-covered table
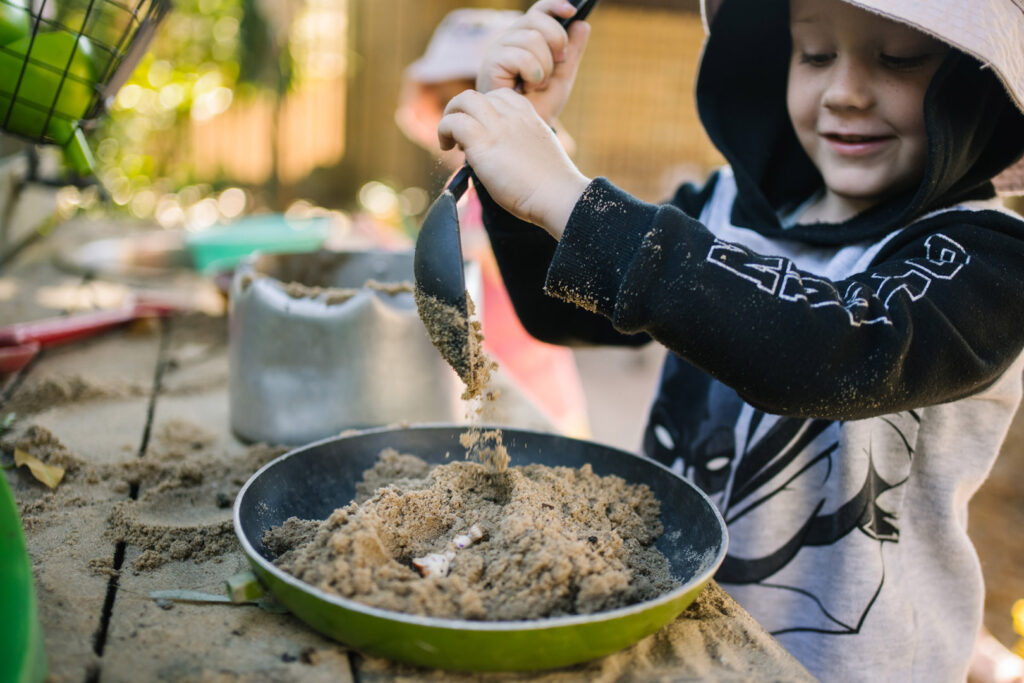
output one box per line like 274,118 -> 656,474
1,214 -> 815,681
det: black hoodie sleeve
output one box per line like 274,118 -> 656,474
476,172 -> 718,347
534,178 -> 1024,421
475,182 -> 644,347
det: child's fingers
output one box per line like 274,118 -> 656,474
488,86 -> 542,116
494,38 -> 553,88
477,0 -> 577,95
479,17 -> 563,93
551,20 -> 591,83
437,112 -> 475,152
565,19 -> 591,65
487,87 -> 558,138
512,10 -> 572,63
526,0 -> 578,26
438,90 -> 498,151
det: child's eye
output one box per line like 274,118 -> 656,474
799,52 -> 835,67
880,54 -> 930,71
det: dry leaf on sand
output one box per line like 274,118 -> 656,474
14,448 -> 66,489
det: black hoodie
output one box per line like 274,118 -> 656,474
474,1 -> 1024,679
477,0 -> 1024,420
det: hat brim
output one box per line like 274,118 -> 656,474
701,0 -> 1024,116
405,61 -> 479,85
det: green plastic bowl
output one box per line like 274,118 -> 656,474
185,214 -> 330,273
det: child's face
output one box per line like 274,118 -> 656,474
787,0 -> 948,220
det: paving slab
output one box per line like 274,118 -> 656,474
10,397 -> 154,469
354,582 -> 814,682
7,332 -> 161,415
5,484 -> 120,683
161,313 -> 231,396
104,549 -> 354,683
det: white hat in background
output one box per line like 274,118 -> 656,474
396,9 -> 522,164
405,9 -> 523,84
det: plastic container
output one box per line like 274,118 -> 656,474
228,250 -> 482,445
185,214 -> 330,274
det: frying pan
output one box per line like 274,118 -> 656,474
233,425 -> 727,672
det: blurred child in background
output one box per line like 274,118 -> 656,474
397,9 -> 588,436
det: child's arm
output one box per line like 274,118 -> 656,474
541,179 -> 1024,420
439,0 -> 592,236
474,173 -> 718,348
439,88 -> 589,236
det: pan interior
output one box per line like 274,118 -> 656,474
236,426 -> 726,619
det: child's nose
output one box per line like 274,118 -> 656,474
823,57 -> 874,111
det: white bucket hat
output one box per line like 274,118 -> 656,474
701,0 -> 1024,193
405,9 -> 523,84
396,9 -> 523,167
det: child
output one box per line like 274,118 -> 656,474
397,8 -> 589,436
437,0 -> 1024,679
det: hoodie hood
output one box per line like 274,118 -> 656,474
695,0 -> 1024,245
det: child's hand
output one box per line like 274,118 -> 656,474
476,0 -> 591,126
439,87 -> 590,238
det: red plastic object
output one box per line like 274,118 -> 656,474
0,301 -> 174,374
0,341 -> 40,374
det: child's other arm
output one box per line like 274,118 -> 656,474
474,176 -> 653,347
439,0 -> 592,236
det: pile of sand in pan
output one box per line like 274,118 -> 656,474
265,449 -> 678,621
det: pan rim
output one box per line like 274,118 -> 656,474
233,423 -> 729,632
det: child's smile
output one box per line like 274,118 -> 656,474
822,132 -> 895,157
787,0 -> 948,223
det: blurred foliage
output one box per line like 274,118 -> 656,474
237,0 -> 293,94
87,0 -> 297,221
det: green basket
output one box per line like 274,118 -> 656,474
0,0 -> 171,175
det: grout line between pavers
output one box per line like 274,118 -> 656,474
88,315 -> 173,668
91,541 -> 126,659
348,652 -> 363,682
137,315 -> 173,461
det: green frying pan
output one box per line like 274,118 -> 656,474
0,473 -> 47,683
233,425 -> 727,672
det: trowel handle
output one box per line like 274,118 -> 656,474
561,0 -> 600,27
445,165 -> 473,203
